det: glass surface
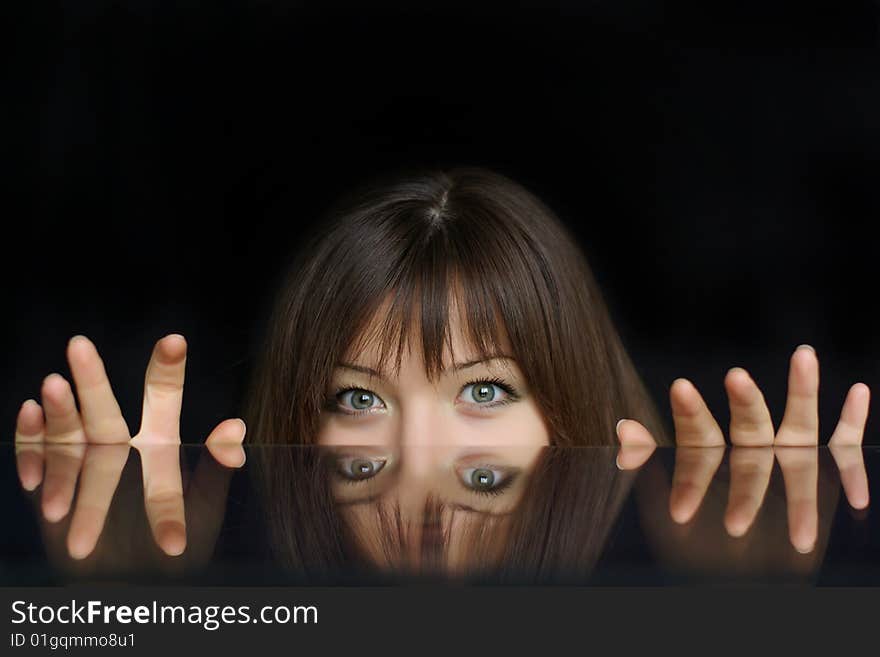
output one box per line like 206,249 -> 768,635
1,443 -> 877,586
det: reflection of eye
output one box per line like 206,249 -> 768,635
336,456 -> 387,482
458,378 -> 519,407
334,387 -> 386,414
457,466 -> 516,496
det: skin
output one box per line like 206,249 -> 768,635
14,333 -> 870,563
318,300 -> 549,568
14,335 -> 247,559
615,344 -> 871,553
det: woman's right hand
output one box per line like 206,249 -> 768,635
14,334 -> 247,559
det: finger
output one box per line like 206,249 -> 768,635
724,446 -> 774,537
828,383 -> 870,446
615,419 -> 657,470
41,443 -> 86,523
829,443 -> 869,509
669,446 -> 724,523
65,444 -> 130,560
41,374 -> 86,444
138,335 -> 187,441
184,426 -> 245,564
669,378 -> 725,446
66,336 -> 131,443
15,399 -> 45,491
775,446 -> 819,554
725,367 -> 775,446
204,418 -> 247,469
775,345 -> 819,446
134,441 -> 186,556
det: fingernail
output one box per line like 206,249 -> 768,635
615,454 -> 623,470
236,418 -> 247,440
615,419 -> 626,436
795,542 -> 815,555
796,344 -> 815,353
68,335 -> 88,346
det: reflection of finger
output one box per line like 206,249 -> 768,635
15,400 -> 45,491
669,446 -> 724,523
725,368 -> 774,446
828,383 -> 871,446
41,374 -> 85,444
615,419 -> 657,470
42,444 -> 86,523
139,335 -> 186,440
829,444 -> 869,509
205,419 -> 247,468
136,442 -> 186,556
66,445 -> 130,560
775,346 -> 819,446
670,379 -> 725,446
724,447 -> 773,537
67,336 -> 131,443
775,447 -> 819,554
185,442 -> 241,564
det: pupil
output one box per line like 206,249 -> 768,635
472,468 -> 495,489
472,384 -> 495,403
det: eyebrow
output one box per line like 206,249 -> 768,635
336,354 -> 516,379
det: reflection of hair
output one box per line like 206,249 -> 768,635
253,447 -> 633,583
246,167 -> 667,446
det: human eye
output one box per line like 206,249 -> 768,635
455,465 -> 518,497
329,385 -> 387,416
456,377 -> 520,409
335,455 -> 388,482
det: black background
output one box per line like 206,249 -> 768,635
4,1 -> 880,443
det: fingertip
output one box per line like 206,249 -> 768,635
724,367 -> 756,397
67,334 -> 93,349
671,377 -> 694,393
17,453 -> 43,491
17,399 -> 44,432
67,334 -> 98,363
42,497 -> 70,523
41,373 -> 71,401
155,521 -> 187,556
157,334 -> 187,362
67,530 -> 97,561
850,382 -> 871,400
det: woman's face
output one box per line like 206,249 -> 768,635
316,297 -> 549,571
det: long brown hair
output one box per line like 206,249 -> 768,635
245,166 -> 667,446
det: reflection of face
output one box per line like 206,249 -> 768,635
326,444 -> 542,573
315,296 -> 550,573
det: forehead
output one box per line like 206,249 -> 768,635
342,289 -> 513,374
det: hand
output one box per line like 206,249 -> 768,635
14,334 -> 247,559
613,345 -> 871,555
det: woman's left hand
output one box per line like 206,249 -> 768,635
615,345 -> 871,552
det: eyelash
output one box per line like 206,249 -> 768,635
325,377 -> 522,416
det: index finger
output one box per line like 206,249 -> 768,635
137,335 -> 187,441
